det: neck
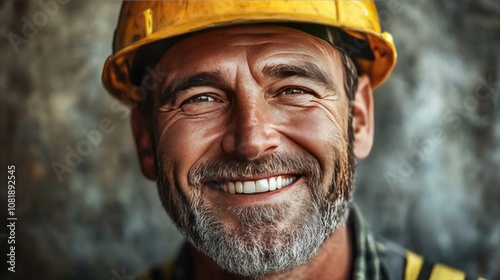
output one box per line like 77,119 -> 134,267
191,224 -> 353,280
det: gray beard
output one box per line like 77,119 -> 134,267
187,193 -> 351,277
157,148 -> 355,277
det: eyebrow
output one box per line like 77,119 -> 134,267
262,62 -> 338,93
160,71 -> 224,105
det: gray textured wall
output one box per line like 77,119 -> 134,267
0,0 -> 499,279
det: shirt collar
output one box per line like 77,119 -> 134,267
348,203 -> 390,280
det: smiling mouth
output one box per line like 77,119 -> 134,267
208,175 -> 299,194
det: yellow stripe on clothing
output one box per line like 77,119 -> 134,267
429,264 -> 466,280
405,251 -> 424,280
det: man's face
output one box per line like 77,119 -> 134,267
136,25 -> 362,277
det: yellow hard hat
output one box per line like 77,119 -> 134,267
102,0 -> 397,104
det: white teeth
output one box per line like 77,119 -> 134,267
243,181 -> 256,193
217,176 -> 296,194
269,177 -> 277,191
255,179 -> 269,193
228,182 -> 236,194
235,182 -> 243,194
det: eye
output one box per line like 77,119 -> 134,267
278,87 -> 314,96
178,93 -> 225,116
272,86 -> 320,106
182,94 -> 219,104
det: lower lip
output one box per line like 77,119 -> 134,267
204,177 -> 302,206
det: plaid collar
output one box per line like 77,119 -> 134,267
348,204 -> 390,280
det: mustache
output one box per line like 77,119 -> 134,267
188,151 -> 323,188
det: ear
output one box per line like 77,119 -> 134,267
351,74 -> 374,159
131,108 -> 156,180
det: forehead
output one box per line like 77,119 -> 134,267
159,24 -> 342,72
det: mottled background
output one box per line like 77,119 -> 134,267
0,0 -> 499,279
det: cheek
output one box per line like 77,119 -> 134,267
156,116 -> 226,185
275,102 -> 349,174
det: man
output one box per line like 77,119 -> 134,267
102,1 -> 477,279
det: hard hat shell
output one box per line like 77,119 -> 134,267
102,0 -> 397,104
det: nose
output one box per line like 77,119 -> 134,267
222,98 -> 281,160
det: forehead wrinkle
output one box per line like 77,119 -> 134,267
157,25 -> 347,103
